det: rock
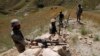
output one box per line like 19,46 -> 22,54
53,46 -> 62,52
78,35 -> 83,40
42,48 -> 60,56
88,34 -> 93,38
24,12 -> 28,16
18,48 -> 41,56
58,46 -> 71,56
87,39 -> 93,45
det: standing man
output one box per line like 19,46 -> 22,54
76,4 -> 83,23
49,18 -> 57,40
11,19 -> 26,53
58,12 -> 64,35
59,11 -> 64,28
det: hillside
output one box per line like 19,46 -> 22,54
0,17 -> 100,56
0,0 -> 100,14
0,0 -> 100,55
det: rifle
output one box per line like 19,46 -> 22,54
25,38 -> 67,48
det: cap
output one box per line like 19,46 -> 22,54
51,18 -> 56,22
11,19 -> 19,24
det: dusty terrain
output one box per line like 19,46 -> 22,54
0,0 -> 100,56
0,17 -> 100,56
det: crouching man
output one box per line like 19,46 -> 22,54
11,19 -> 26,53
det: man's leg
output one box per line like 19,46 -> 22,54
77,14 -> 81,23
79,13 -> 83,24
77,15 -> 79,22
60,20 -> 63,28
79,16 -> 81,23
16,44 -> 25,53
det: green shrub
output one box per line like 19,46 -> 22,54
94,35 -> 100,41
80,27 -> 88,35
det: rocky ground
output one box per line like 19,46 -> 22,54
66,19 -> 100,56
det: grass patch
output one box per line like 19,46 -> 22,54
11,0 -> 26,10
67,26 -> 73,32
32,25 -> 49,38
80,26 -> 89,35
71,35 -> 78,45
83,11 -> 100,24
92,53 -> 97,56
0,13 -> 7,19
94,35 -> 100,41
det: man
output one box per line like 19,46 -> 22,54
59,12 -> 64,28
11,19 -> 26,53
49,18 -> 57,38
58,12 -> 64,35
76,4 -> 83,23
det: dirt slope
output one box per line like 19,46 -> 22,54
1,16 -> 100,56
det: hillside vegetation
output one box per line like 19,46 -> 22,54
0,0 -> 100,54
0,0 -> 100,14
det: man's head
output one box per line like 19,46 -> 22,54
60,11 -> 62,14
11,19 -> 20,29
78,4 -> 81,8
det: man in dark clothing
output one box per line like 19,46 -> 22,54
59,12 -> 64,28
58,12 -> 64,35
76,4 -> 83,23
49,18 -> 57,41
11,19 -> 26,53
49,18 -> 57,36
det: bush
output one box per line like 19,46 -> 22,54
37,3 -> 44,8
94,35 -> 100,41
35,0 -> 44,8
0,10 -> 9,15
80,26 -> 88,35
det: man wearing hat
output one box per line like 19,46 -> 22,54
49,18 -> 57,36
49,18 -> 57,41
11,19 -> 26,53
